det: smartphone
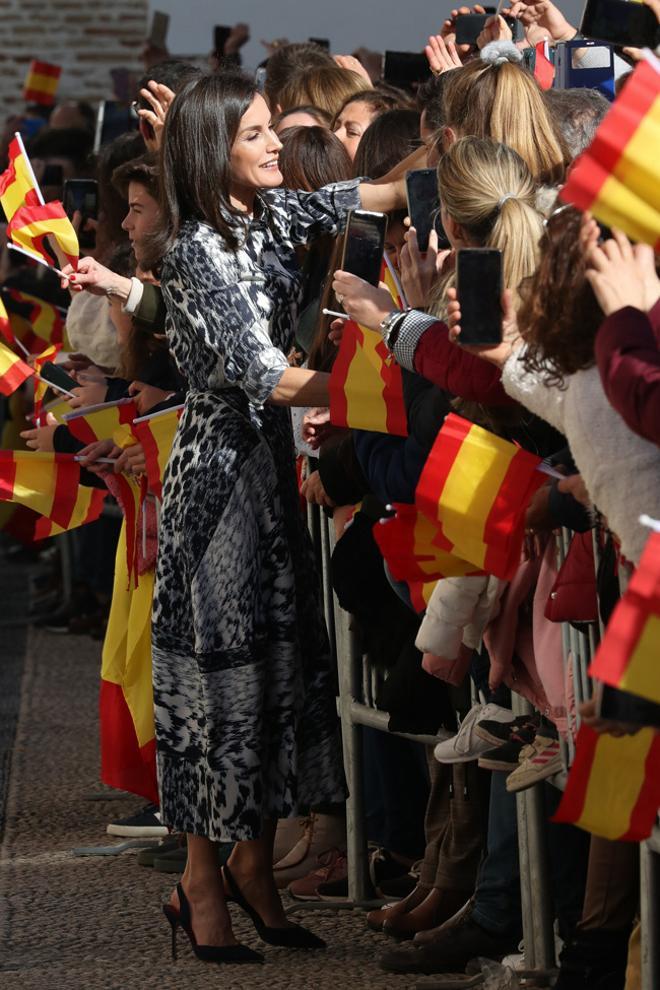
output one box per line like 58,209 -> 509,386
596,682 -> 660,730
148,10 -> 170,49
455,13 -> 518,45
580,0 -> 660,49
214,25 -> 232,56
456,248 -> 503,346
554,39 -> 615,100
309,37 -> 331,51
63,179 -> 98,250
341,210 -> 388,287
37,362 -> 78,394
94,100 -> 139,153
382,51 -> 431,88
405,169 -> 450,253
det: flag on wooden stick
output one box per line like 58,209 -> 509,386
0,135 -> 42,222
415,414 -> 545,580
554,723 -> 660,841
2,288 -> 66,353
23,60 -> 62,106
560,56 -> 660,248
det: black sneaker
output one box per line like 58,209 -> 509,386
555,928 -> 631,989
478,723 -> 538,771
153,845 -> 188,873
136,835 -> 182,867
106,803 -> 168,837
379,904 -> 518,974
474,713 -> 540,748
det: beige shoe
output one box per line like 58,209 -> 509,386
272,816 -> 309,866
273,813 -> 346,889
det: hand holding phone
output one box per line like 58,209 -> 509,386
405,169 -> 451,253
341,210 -> 388,287
456,249 -> 503,346
580,0 -> 660,49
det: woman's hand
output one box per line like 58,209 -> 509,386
300,469 -> 336,508
579,697 -> 639,737
586,229 -> 660,316
557,472 -> 591,508
333,54 -> 373,86
20,416 -> 57,451
128,381 -> 172,416
302,407 -> 336,450
137,81 -> 176,151
439,5 -> 487,54
424,35 -> 464,75
60,256 -> 132,299
114,441 -> 146,476
505,0 -> 577,45
331,272 -> 394,332
400,227 -> 450,309
446,286 -> 521,366
477,14 -> 513,48
67,380 -> 108,410
76,438 -> 117,474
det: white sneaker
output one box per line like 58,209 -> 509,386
433,703 -> 515,764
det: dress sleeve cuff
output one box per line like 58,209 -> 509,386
391,310 -> 439,371
122,277 -> 144,315
242,348 -> 290,409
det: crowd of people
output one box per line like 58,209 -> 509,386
2,1 -> 660,987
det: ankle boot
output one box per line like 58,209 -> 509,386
367,884 -> 431,932
384,887 -> 472,940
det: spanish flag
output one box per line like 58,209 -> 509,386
7,201 -> 79,270
0,450 -> 105,533
554,724 -> 660,841
589,531 -> 660,705
373,502 -> 483,583
407,578 -> 440,614
131,405 -> 184,501
0,339 -> 33,396
65,398 -> 138,446
0,135 -> 42,223
0,296 -> 11,344
23,60 -> 62,107
113,472 -> 143,590
100,519 -> 158,803
33,486 -> 106,539
2,288 -> 65,354
560,57 -> 660,249
329,257 -> 408,437
415,414 -> 545,580
32,342 -> 62,417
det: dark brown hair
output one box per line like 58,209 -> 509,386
108,244 -> 168,380
352,108 -> 421,179
112,152 -> 159,200
519,206 -> 604,387
263,42 -> 333,109
272,104 -> 333,130
278,126 -> 352,191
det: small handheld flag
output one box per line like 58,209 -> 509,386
0,339 -> 34,396
0,133 -> 44,222
131,405 -> 184,501
23,60 -> 62,107
7,201 -> 79,270
64,398 -> 139,446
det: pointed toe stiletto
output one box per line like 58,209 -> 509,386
223,864 -> 326,949
162,882 -> 264,964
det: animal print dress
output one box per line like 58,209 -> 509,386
152,181 -> 361,841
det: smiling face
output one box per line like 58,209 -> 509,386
333,99 -> 377,160
121,181 -> 160,267
229,93 -> 283,206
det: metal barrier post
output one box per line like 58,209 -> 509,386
641,830 -> 660,990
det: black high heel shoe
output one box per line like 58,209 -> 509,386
223,863 -> 326,949
162,882 -> 264,964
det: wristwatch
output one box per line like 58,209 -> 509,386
379,309 -> 407,350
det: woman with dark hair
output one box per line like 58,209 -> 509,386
277,125 -> 352,191
333,88 -> 408,160
145,72 -> 406,964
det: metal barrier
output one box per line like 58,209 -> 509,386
298,507 -> 659,985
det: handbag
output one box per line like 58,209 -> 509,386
544,530 -> 598,623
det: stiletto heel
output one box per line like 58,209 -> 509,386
161,883 -> 264,964
223,864 -> 326,949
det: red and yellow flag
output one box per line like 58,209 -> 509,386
329,258 -> 408,437
554,724 -> 660,841
131,405 -> 184,501
23,60 -> 62,106
0,135 -> 42,223
100,520 -> 157,803
373,502 -> 483,583
415,414 -> 545,580
2,288 -> 65,354
32,342 -> 62,418
589,531 -> 660,705
7,201 -> 79,270
0,450 -> 105,532
0,339 -> 33,396
560,57 -> 660,249
65,398 -> 139,446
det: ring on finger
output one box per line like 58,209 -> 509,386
337,294 -> 344,304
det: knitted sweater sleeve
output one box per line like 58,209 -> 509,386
501,347 -> 567,434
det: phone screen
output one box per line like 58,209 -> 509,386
63,180 -> 98,250
382,51 -> 431,88
455,13 -> 517,45
149,11 -> 170,49
341,210 -> 388,287
406,169 -> 444,253
581,0 -> 659,48
457,249 -> 503,346
37,362 -> 78,393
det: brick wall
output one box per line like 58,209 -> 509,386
0,0 -> 148,118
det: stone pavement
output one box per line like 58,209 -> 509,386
0,561 -> 438,990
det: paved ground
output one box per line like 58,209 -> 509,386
0,559 -> 441,990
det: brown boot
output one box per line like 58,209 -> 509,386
385,887 -> 473,941
414,896 -> 473,945
366,883 -> 431,933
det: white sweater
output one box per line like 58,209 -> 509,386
502,349 -> 660,564
415,573 -> 505,659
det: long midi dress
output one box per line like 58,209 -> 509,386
151,179 -> 361,841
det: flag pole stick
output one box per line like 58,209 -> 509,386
322,309 -> 349,321
10,334 -> 30,359
133,403 -> 185,424
13,132 -> 45,206
639,514 -> 660,533
33,372 -> 75,397
7,242 -> 67,278
383,252 -> 408,310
